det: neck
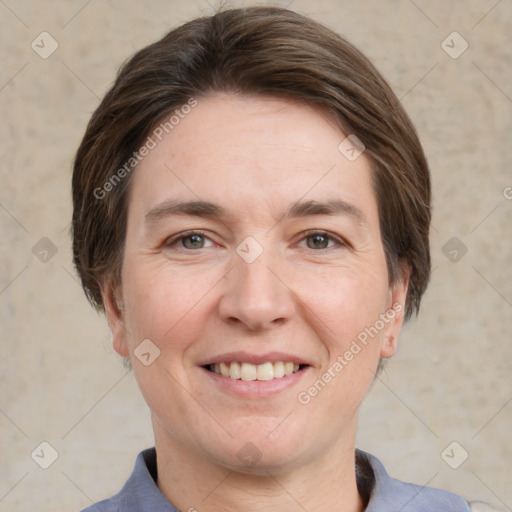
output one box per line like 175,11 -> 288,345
153,422 -> 365,512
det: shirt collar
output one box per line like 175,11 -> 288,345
114,447 -> 468,512
356,449 -> 470,512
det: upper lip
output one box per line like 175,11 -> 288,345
197,351 -> 311,367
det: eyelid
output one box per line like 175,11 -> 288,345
162,229 -> 349,251
163,229 -> 214,249
296,229 -> 349,249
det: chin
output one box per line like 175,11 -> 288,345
203,417 -> 315,475
215,444 -> 305,476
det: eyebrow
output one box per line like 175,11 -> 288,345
144,198 -> 368,227
283,199 -> 367,226
145,200 -> 227,224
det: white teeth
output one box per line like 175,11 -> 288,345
241,362 -> 257,381
284,362 -> 294,376
210,361 -> 303,380
273,361 -> 285,379
256,362 -> 274,381
219,362 -> 230,377
229,361 -> 241,379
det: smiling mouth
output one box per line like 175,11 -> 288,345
204,361 -> 308,381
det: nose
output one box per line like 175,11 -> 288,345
218,250 -> 296,331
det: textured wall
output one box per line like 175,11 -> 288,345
1,1 -> 511,510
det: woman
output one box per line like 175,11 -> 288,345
72,6 -> 492,511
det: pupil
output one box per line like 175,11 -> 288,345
310,234 -> 327,249
184,235 -> 203,248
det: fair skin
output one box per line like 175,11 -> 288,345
103,94 -> 408,512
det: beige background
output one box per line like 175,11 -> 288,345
1,0 -> 511,510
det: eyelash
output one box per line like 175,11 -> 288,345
297,230 -> 346,250
163,230 -> 346,251
164,230 -> 210,250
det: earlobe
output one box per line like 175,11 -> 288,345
380,268 -> 410,359
379,304 -> 403,359
101,284 -> 130,357
380,333 -> 398,359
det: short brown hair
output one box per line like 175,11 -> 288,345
72,6 -> 430,320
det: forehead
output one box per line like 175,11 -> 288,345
129,94 -> 377,225
151,94 -> 346,171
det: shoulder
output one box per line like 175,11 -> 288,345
80,495 -> 123,512
359,450 -> 472,512
78,448 -> 179,512
78,475 -> 134,512
359,450 -> 502,512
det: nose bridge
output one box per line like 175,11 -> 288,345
238,253 -> 280,298
218,241 -> 294,329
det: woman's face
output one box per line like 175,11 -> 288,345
105,94 -> 408,473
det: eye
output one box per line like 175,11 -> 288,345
299,231 -> 343,250
164,231 -> 215,250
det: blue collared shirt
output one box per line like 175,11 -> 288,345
81,448 -> 472,511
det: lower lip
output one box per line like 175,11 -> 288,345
199,366 -> 310,398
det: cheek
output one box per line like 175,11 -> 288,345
121,259 -> 220,353
291,261 -> 390,407
293,263 -> 390,340
293,270 -> 388,416
120,263 -> 215,421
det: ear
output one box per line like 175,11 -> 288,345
380,267 -> 410,359
101,283 -> 130,357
